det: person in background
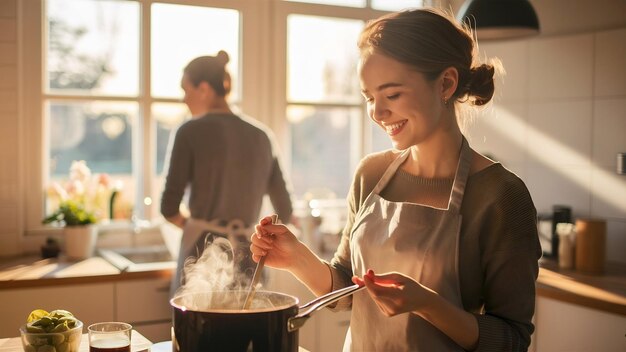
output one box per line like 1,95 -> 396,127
161,50 -> 294,297
251,8 -> 541,351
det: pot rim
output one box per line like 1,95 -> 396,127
170,290 -> 299,314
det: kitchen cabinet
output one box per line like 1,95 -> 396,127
532,296 -> 626,352
0,279 -> 173,342
0,283 -> 115,337
115,278 -> 172,343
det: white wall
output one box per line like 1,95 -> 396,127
457,1 -> 626,264
0,0 -> 20,256
466,29 -> 626,264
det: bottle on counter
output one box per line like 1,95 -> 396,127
555,223 -> 575,269
551,205 -> 572,259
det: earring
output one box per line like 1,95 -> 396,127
442,96 -> 448,106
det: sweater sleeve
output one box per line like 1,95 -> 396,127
160,124 -> 192,218
473,178 -> 542,352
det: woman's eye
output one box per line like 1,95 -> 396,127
387,93 -> 400,100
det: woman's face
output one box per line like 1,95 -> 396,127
358,52 -> 445,150
181,73 -> 207,116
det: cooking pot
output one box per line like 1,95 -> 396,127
170,284 -> 364,352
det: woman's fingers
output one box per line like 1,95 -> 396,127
366,271 -> 405,287
352,276 -> 365,286
358,269 -> 429,316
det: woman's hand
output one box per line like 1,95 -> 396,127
352,269 -> 435,317
250,214 -> 303,271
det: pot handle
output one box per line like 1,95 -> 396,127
287,284 -> 364,332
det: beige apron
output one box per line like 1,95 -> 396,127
346,138 -> 472,351
170,218 -> 254,298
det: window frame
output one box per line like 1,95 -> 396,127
21,0 -> 423,236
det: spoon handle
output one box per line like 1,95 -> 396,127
243,214 -> 278,309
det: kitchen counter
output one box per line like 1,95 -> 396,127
0,255 -> 173,290
1,254 -> 624,317
0,329 -> 152,352
537,258 -> 626,316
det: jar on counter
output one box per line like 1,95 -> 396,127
556,223 -> 575,269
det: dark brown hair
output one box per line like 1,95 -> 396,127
183,50 -> 231,96
358,8 -> 495,106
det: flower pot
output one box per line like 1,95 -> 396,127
64,225 -> 97,260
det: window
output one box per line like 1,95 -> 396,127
23,0 -> 422,232
40,0 -> 242,224
286,15 -> 363,197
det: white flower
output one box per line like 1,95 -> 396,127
45,160 -> 119,223
69,160 -> 91,183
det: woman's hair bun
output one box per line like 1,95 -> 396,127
216,50 -> 230,66
467,64 -> 495,106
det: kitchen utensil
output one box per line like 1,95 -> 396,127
171,283 -> 364,352
243,214 -> 278,309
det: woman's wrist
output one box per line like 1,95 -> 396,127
287,241 -> 316,274
411,285 -> 438,318
288,241 -> 331,295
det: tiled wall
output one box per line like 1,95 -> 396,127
466,28 -> 626,264
0,0 -> 20,256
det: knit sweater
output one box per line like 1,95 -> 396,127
160,112 -> 293,225
328,150 -> 541,351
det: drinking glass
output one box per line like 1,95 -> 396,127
88,322 -> 132,352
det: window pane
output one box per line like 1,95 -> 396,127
283,0 -> 365,7
371,0 -> 423,11
153,103 -> 189,176
151,4 -> 240,100
151,103 -> 189,219
47,101 -> 137,220
46,0 -> 139,96
288,105 -> 359,198
287,15 -> 362,103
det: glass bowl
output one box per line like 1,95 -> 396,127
19,320 -> 83,352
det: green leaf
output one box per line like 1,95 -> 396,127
42,200 -> 96,226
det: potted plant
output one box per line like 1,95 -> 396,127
42,161 -> 114,260
43,199 -> 98,260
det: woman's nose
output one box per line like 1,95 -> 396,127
370,102 -> 389,122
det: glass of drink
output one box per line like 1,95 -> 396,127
88,322 -> 132,352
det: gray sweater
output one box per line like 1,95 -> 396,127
160,112 -> 293,225
329,150 -> 541,351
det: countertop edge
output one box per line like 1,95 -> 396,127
0,269 -> 174,290
536,280 -> 626,316
536,259 -> 626,316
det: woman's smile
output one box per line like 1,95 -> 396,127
384,120 -> 407,136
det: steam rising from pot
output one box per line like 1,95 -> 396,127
172,233 -> 271,311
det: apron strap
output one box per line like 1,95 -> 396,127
371,137 -> 473,213
448,137 -> 472,212
372,150 -> 410,195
